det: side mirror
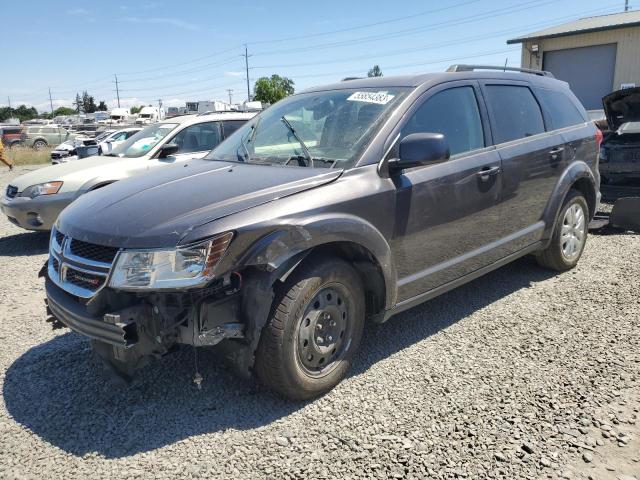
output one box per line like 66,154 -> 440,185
388,133 -> 450,174
158,143 -> 179,158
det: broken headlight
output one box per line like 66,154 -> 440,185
109,232 -> 233,290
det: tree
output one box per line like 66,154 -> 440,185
53,107 -> 77,117
10,105 -> 39,122
368,65 -> 383,77
97,101 -> 108,111
81,91 -> 97,113
253,75 -> 295,104
73,93 -> 82,113
130,105 -> 142,114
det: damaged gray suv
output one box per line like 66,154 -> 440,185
44,66 -> 600,400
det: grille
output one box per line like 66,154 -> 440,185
65,268 -> 106,290
55,230 -> 65,247
5,185 -> 18,199
52,258 -> 60,273
69,239 -> 119,264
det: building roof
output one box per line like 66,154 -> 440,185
507,10 -> 640,44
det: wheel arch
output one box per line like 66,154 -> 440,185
541,161 -> 598,246
237,215 -> 396,315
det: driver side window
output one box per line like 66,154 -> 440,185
402,86 -> 484,156
171,122 -> 221,154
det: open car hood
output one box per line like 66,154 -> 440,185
602,87 -> 640,132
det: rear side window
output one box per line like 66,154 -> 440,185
222,120 -> 247,138
484,85 -> 545,144
537,89 -> 586,130
402,86 -> 484,156
171,121 -> 221,154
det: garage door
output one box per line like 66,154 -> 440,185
542,43 -> 617,110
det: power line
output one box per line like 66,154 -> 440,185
249,0 -> 485,45
250,4 -> 622,71
251,0 -> 556,57
116,45 -> 243,77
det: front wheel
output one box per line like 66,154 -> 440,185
255,257 -> 365,400
536,190 -> 589,271
33,140 -> 47,150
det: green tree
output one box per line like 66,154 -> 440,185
367,65 -> 383,77
253,75 -> 295,104
130,105 -> 142,114
73,93 -> 82,113
53,106 -> 77,117
97,101 -> 108,111
81,91 -> 97,113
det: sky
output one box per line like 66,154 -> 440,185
0,0 -> 634,113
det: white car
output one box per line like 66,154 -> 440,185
2,112 -> 256,230
51,128 -> 143,164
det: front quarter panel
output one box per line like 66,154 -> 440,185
183,165 -> 400,309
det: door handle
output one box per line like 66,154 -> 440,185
476,166 -> 501,180
549,147 -> 564,162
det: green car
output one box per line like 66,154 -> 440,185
22,125 -> 75,149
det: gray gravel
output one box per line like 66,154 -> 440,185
0,165 -> 639,479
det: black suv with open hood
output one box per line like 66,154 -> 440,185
600,87 -> 640,181
44,66 -> 600,399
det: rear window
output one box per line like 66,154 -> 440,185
484,85 -> 545,144
537,89 -> 586,130
28,127 -> 42,134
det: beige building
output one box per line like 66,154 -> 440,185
508,11 -> 640,109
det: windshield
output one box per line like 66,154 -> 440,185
108,123 -> 178,158
205,87 -> 409,168
140,114 -> 151,118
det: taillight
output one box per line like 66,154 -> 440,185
595,128 -> 604,148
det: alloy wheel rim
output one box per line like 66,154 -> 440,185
560,203 -> 586,261
297,285 -> 350,377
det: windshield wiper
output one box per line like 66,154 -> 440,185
281,116 -> 313,168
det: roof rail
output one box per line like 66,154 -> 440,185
446,64 -> 555,78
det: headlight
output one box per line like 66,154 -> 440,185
21,181 -> 63,198
109,232 -> 233,290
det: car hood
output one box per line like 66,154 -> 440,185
9,155 -> 138,193
602,87 -> 640,131
57,159 -> 343,248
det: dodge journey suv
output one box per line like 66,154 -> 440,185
44,66 -> 600,400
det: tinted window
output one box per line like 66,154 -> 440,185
171,122 -> 221,154
484,85 -> 545,144
537,89 -> 585,130
402,86 -> 484,156
222,120 -> 247,138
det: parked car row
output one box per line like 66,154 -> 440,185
3,66 -> 602,400
50,127 -> 142,164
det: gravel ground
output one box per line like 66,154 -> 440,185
0,165 -> 638,480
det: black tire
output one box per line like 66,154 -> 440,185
536,190 -> 589,271
255,257 -> 365,400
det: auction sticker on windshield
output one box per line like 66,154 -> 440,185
347,91 -> 395,105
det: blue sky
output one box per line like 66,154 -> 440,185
0,0 -> 633,112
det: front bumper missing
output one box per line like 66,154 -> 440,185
45,279 -> 139,347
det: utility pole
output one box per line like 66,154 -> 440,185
158,98 -> 163,116
241,44 -> 252,102
7,96 -> 11,109
114,74 -> 121,108
625,0 -> 630,11
48,87 -> 54,115
227,89 -> 233,105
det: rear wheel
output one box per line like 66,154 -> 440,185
536,190 -> 589,271
33,140 -> 47,150
255,257 -> 365,400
